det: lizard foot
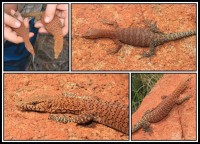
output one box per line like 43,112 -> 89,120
107,48 -> 121,54
101,19 -> 119,29
143,126 -> 153,133
139,52 -> 154,59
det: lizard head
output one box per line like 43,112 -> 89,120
16,96 -> 52,113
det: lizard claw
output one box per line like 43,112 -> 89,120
144,127 -> 153,133
141,52 -> 154,58
107,49 -> 119,54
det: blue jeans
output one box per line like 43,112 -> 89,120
4,19 -> 38,71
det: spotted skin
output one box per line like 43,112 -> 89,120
83,21 -> 196,57
16,95 -> 129,135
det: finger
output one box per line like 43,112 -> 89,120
23,17 -> 29,29
56,10 -> 66,19
4,12 -> 21,28
63,10 -> 68,36
62,24 -> 68,36
34,21 -> 44,28
38,28 -> 48,33
10,10 -> 23,22
44,4 -> 57,23
59,19 -> 65,27
29,32 -> 34,38
4,26 -> 24,43
4,26 -> 34,43
56,4 -> 68,11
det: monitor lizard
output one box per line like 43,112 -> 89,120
132,76 -> 192,133
16,94 -> 129,135
82,20 -> 196,58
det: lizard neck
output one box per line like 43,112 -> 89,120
83,29 -> 116,39
169,78 -> 190,98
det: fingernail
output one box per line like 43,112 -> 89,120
45,16 -> 50,23
15,21 -> 21,27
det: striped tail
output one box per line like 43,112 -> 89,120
164,30 -> 196,42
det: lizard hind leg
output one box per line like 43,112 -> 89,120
140,41 -> 156,58
100,19 -> 119,29
48,112 -> 95,125
144,19 -> 164,34
141,120 -> 152,133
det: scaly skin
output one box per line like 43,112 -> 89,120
22,12 -> 63,59
132,76 -> 192,133
16,95 -> 129,135
83,21 -> 196,57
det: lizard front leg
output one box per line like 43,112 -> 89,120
176,95 -> 192,105
107,39 -> 123,54
101,19 -> 119,29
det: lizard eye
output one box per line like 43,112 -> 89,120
31,102 -> 37,105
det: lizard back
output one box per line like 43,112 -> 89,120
143,77 -> 192,123
115,28 -> 157,47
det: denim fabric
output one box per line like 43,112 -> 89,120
4,18 -> 38,71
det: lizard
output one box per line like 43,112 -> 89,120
16,94 -> 129,135
82,20 -> 196,58
12,11 -> 63,59
132,76 -> 192,133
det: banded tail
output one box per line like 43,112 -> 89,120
164,30 -> 196,42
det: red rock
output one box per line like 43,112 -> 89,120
132,74 -> 196,140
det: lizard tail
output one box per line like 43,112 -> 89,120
165,30 -> 196,42
132,119 -> 144,133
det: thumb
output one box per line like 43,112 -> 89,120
4,12 -> 21,28
44,4 -> 57,23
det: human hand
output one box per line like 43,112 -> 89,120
35,4 -> 68,36
4,10 -> 34,43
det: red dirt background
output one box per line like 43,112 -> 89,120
132,74 -> 196,140
4,74 -> 129,140
72,4 -> 196,71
